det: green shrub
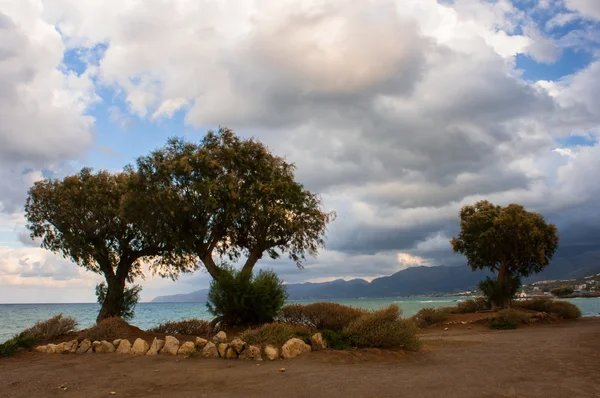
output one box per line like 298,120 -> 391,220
343,305 -> 420,350
280,302 -> 367,331
82,317 -> 130,342
240,322 -> 310,346
148,319 -> 212,335
21,314 -> 78,343
0,333 -> 36,357
489,309 -> 532,330
550,286 -> 574,297
95,282 -> 142,321
411,307 -> 450,327
207,267 -> 288,326
321,329 -> 353,351
479,276 -> 521,308
512,298 -> 552,312
549,301 -> 581,319
455,298 -> 489,314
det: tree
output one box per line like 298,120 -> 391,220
25,168 -> 196,322
550,286 -> 574,297
95,282 -> 142,321
450,200 -> 559,308
131,128 -> 334,284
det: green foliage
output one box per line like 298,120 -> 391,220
240,323 -> 310,346
479,276 -> 522,308
321,330 -> 353,351
455,298 -> 490,314
148,319 -> 212,335
206,267 -> 288,326
132,128 -> 334,281
82,317 -> 131,342
0,333 -> 36,357
95,282 -> 142,321
412,307 -> 450,327
549,301 -> 582,319
550,286 -> 574,297
344,305 -> 421,350
489,309 -> 532,330
280,302 -> 367,331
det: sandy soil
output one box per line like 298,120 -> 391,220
1,318 -> 599,398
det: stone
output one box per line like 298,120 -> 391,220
177,341 -> 196,356
76,339 -> 92,354
264,345 -> 279,361
194,337 -> 208,349
68,340 -> 79,353
93,340 -> 116,353
46,344 -> 57,353
131,338 -> 149,355
202,342 -> 218,359
281,338 -> 308,359
116,340 -> 132,354
444,327 -> 449,331
217,343 -> 228,358
213,331 -> 227,343
239,345 -> 262,361
113,339 -> 122,347
279,368 -> 286,372
304,344 -> 312,352
229,338 -> 246,354
146,338 -> 165,356
160,336 -> 180,355
310,333 -> 326,351
55,342 -> 67,354
225,347 -> 238,359
34,345 -> 47,353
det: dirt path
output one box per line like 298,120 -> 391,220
1,318 -> 599,398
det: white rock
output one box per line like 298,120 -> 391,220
146,338 -> 165,356
116,340 -> 132,354
264,345 -> 279,361
113,339 -> 122,347
93,340 -> 116,353
213,331 -> 227,343
194,337 -> 208,349
217,343 -> 228,358
130,338 -> 149,355
239,345 -> 262,361
34,345 -> 47,353
177,341 -> 196,356
160,336 -> 180,355
311,333 -> 327,351
76,339 -> 92,354
281,338 -> 309,359
202,342 -> 218,359
229,338 -> 246,354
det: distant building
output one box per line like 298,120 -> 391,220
518,290 -> 527,298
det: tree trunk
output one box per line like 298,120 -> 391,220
497,262 -> 512,309
97,275 -> 126,322
240,251 -> 261,280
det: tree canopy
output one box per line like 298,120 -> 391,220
450,200 -> 559,307
25,168 -> 196,321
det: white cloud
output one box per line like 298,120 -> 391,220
565,0 -> 600,20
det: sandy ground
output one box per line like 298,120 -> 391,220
1,318 -> 599,398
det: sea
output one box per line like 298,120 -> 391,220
2,296 -> 599,343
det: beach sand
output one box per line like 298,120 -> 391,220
1,318 -> 599,398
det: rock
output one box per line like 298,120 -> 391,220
194,337 -> 208,349
46,344 -> 57,353
444,327 -> 449,331
217,343 -> 228,358
264,345 -> 279,361
213,331 -> 227,343
131,338 -> 149,355
279,368 -> 286,372
310,333 -> 326,351
113,339 -> 122,347
68,339 -> 79,353
116,340 -> 132,354
160,336 -> 180,355
239,345 -> 262,361
202,342 -> 218,359
93,340 -> 116,353
55,342 -> 67,354
34,345 -> 47,353
225,347 -> 238,359
177,341 -> 196,356
304,344 -> 312,352
229,338 -> 246,354
281,338 -> 308,359
146,338 -> 165,356
76,339 -> 92,354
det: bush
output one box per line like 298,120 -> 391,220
412,307 -> 450,327
95,282 -> 142,321
240,323 -> 311,346
455,298 -> 489,314
148,319 -> 212,335
549,301 -> 581,319
321,329 -> 353,351
512,298 -> 552,313
344,305 -> 420,350
550,286 -> 574,297
82,317 -> 131,341
280,302 -> 367,331
21,314 -> 78,343
489,309 -> 532,330
479,276 -> 521,308
207,267 -> 288,326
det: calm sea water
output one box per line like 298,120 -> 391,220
1,296 -> 599,342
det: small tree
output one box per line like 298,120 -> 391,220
25,168 -> 196,321
450,200 -> 559,308
95,282 -> 142,321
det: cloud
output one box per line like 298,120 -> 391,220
565,0 -> 600,20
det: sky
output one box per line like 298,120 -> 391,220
1,0 -> 600,303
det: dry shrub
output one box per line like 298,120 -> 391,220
512,298 -> 553,313
488,309 -> 532,329
22,314 -> 78,343
280,302 -> 367,331
240,322 -> 311,346
82,317 -> 130,341
147,319 -> 212,336
344,304 -> 420,351
412,307 -> 450,328
549,301 -> 581,320
455,298 -> 489,314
